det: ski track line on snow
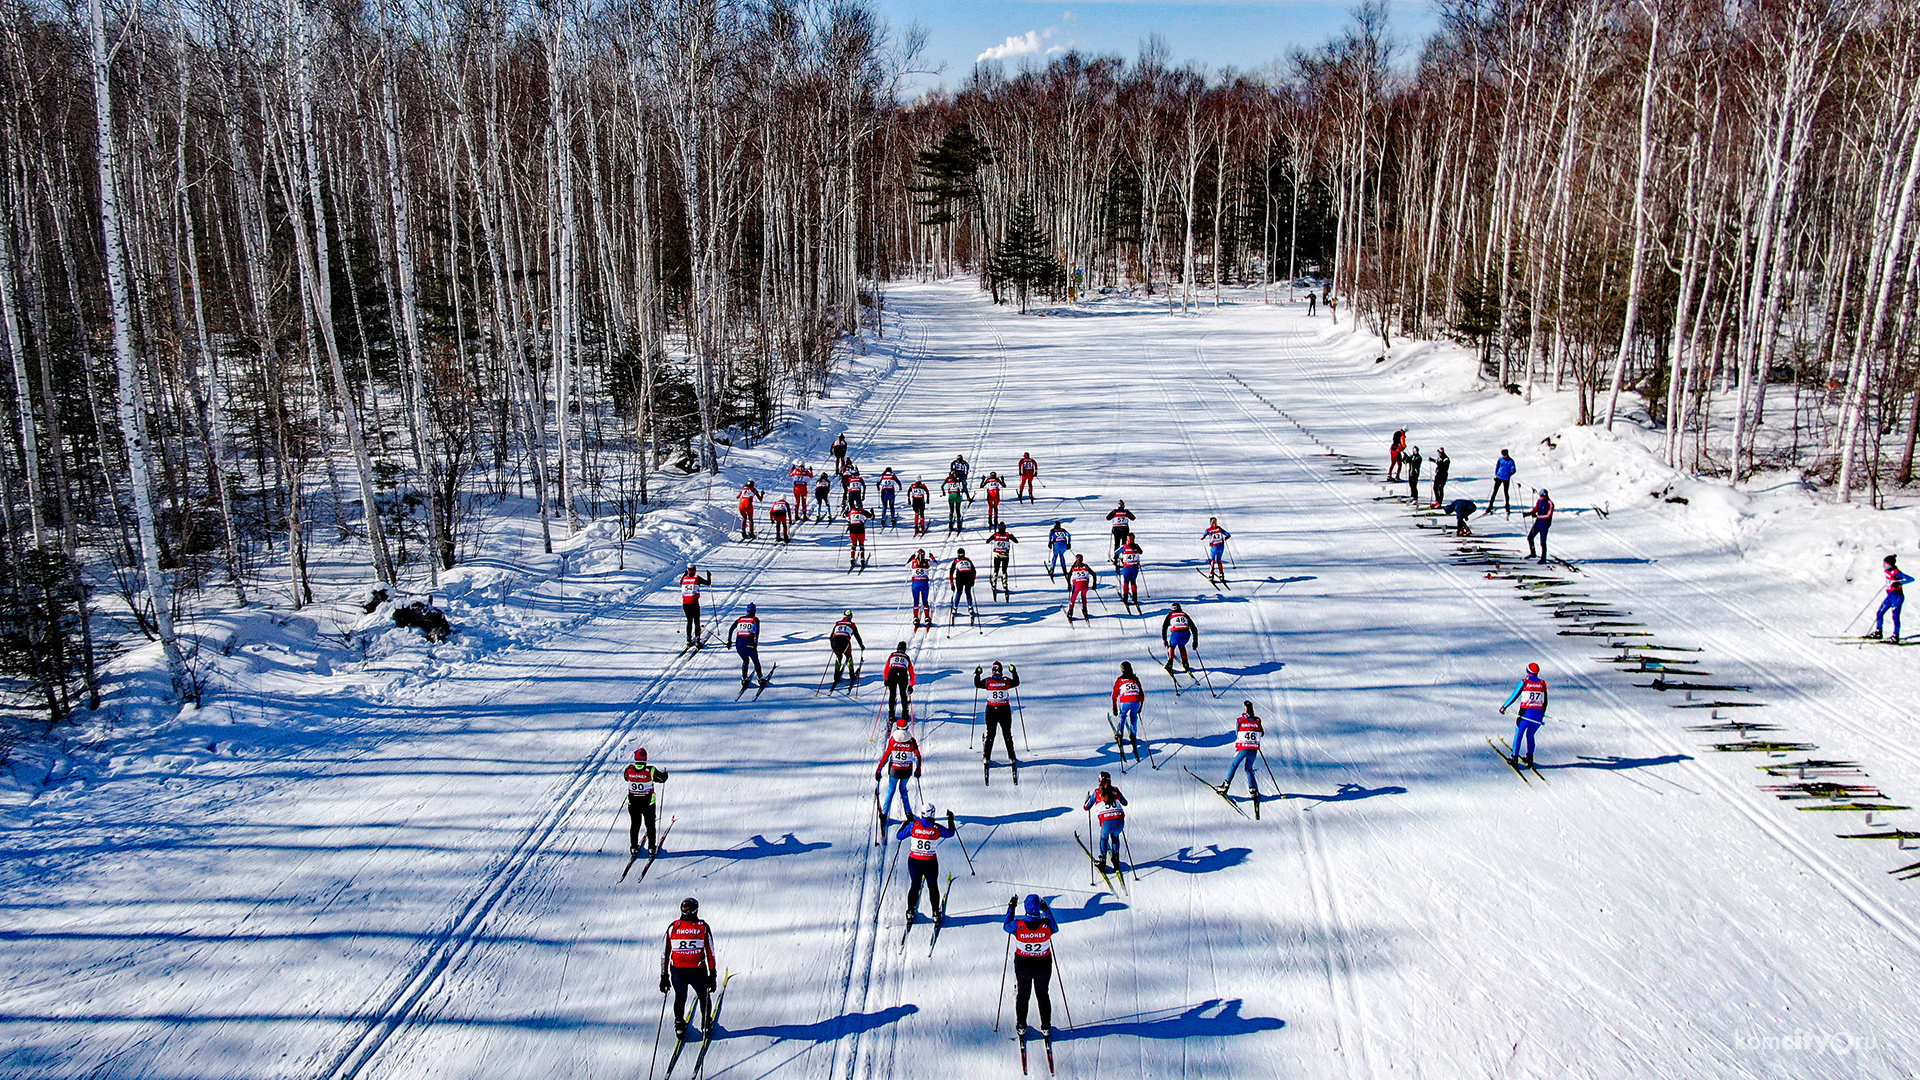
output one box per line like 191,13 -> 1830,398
321,322 -> 936,1080
1193,344 -> 1920,970
1222,332 -> 1920,888
1150,344 -> 1381,1080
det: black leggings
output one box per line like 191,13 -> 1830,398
983,708 -> 1015,761
1014,954 -> 1053,1031
952,574 -> 976,608
887,675 -> 911,716
907,856 -> 942,913
628,796 -> 657,851
683,601 -> 700,640
671,966 -> 712,1028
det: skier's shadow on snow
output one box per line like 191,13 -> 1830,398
1546,753 -> 1693,772
1134,844 -> 1250,875
656,833 -> 829,870
725,1003 -> 919,1044
1211,660 -> 1286,679
1284,782 -> 1408,803
1058,999 -> 1284,1042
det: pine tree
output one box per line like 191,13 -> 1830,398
989,193 -> 1062,314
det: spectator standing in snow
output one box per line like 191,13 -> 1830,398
1387,428 -> 1407,480
1871,555 -> 1912,643
1430,448 -> 1451,507
1404,446 -> 1423,501
1486,450 -> 1517,515
1524,489 -> 1555,564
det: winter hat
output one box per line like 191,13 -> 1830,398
681,897 -> 699,914
897,641 -> 907,651
1024,894 -> 1045,917
991,661 -> 1003,673
1527,662 -> 1540,675
746,603 -> 756,615
634,748 -> 648,761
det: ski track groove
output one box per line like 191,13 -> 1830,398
1190,337 -> 1920,972
1148,344 -> 1379,1080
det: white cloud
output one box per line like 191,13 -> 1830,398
977,30 -> 1048,62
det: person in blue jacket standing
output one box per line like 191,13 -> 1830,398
1871,554 -> 1913,643
1486,450 -> 1517,515
1499,662 -> 1548,766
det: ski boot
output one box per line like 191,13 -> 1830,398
1865,629 -> 1884,640
1519,755 -> 1534,768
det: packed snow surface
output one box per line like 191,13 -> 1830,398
5,281 -> 1919,1079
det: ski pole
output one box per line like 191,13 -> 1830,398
881,825 -> 905,897
597,799 -> 625,852
1842,589 -> 1882,635
970,685 -> 979,749
1121,829 -> 1137,879
1014,685 -> 1031,752
1051,945 -> 1077,1031
993,931 -> 1013,1031
1259,746 -> 1282,796
1195,651 -> 1217,697
647,981 -> 670,1080
952,822 -> 977,874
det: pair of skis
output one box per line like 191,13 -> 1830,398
1184,766 -> 1265,819
1074,830 -> 1127,893
1488,738 -> 1549,784
735,665 -> 776,699
620,817 -> 678,882
1017,1026 -> 1056,1075
984,755 -> 1019,786
902,874 -> 954,954
1196,567 -> 1229,589
657,972 -> 731,1080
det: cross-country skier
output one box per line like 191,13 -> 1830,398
660,897 -> 717,1042
976,661 -> 1020,769
875,717 -> 922,823
1161,602 -> 1198,671
1217,700 -> 1264,797
625,748 -> 669,856
1498,662 -> 1548,767
1065,554 -> 1096,621
831,432 -> 849,471
878,468 -> 900,527
1486,449 -> 1516,515
1201,518 -> 1230,579
1084,772 -> 1127,872
846,504 -> 872,569
909,479 -> 931,536
790,461 -> 813,517
983,472 -> 1005,526
829,609 -> 865,689
950,548 -> 979,617
1444,497 -> 1478,536
1870,555 -> 1912,642
1017,453 -> 1038,501
950,454 -> 972,497
1004,894 -> 1057,1054
1524,489 -> 1554,564
680,565 -> 711,646
1106,500 -> 1136,558
1046,521 -> 1072,579
1388,428 -> 1407,480
988,525 -> 1019,593
943,473 -> 967,533
1111,662 -> 1145,756
1117,533 -> 1144,606
846,470 -> 866,512
770,496 -> 792,543
1404,446 -> 1423,501
730,603 -> 765,684
736,481 -> 761,540
813,471 -> 832,524
1430,448 -> 1451,507
906,548 -> 935,628
836,465 -> 854,514
898,806 -> 956,924
884,642 -> 916,721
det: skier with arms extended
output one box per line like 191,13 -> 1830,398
874,717 -> 922,824
1869,554 -> 1912,642
1004,894 -> 1058,1070
1498,662 -> 1548,767
976,661 -> 1021,774
898,805 -> 957,927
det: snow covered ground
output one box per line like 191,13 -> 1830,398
4,280 -> 1919,1080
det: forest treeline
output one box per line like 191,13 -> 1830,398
0,0 -> 1915,713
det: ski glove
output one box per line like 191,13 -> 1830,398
659,975 -> 670,995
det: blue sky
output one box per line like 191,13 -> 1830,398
869,0 -> 1442,98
